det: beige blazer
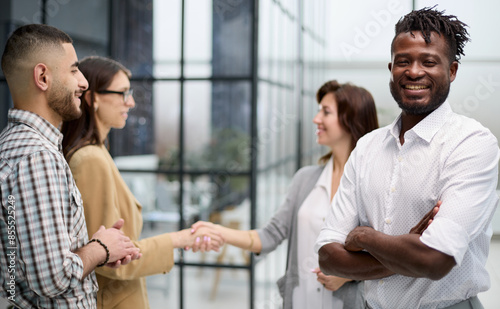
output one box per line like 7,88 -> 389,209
69,144 -> 174,309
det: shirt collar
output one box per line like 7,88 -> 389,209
386,101 -> 453,144
8,108 -> 63,151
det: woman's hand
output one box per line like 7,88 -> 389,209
312,268 -> 352,291
185,221 -> 219,252
190,220 -> 217,234
173,222 -> 224,252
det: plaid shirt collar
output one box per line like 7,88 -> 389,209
8,108 -> 63,152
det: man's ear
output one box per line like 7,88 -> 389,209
33,63 -> 49,91
449,61 -> 458,83
388,62 -> 392,72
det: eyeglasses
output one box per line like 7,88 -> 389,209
96,89 -> 134,102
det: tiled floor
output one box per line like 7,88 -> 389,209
1,240 -> 499,308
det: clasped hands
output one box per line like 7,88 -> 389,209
91,218 -> 142,269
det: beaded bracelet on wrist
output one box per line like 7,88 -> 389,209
88,238 -> 109,267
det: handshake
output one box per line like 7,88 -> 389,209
175,221 -> 226,252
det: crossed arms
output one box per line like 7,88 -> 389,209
318,201 -> 457,281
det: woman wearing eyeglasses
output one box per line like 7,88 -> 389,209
61,56 -> 223,309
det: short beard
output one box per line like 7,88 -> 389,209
48,82 -> 82,121
389,81 -> 450,116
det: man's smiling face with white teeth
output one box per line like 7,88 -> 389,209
388,31 -> 458,116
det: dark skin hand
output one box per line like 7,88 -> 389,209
409,200 -> 441,236
319,201 -> 455,281
344,201 -> 442,251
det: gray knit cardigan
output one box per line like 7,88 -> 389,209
257,165 -> 363,309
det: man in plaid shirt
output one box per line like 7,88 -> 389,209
0,24 -> 141,308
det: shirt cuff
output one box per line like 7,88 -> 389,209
314,229 -> 345,254
420,217 -> 469,266
67,251 -> 85,287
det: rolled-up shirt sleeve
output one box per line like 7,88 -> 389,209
9,150 -> 86,297
420,130 -> 500,266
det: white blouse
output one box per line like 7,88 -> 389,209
293,156 -> 344,309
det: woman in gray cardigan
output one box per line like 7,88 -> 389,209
191,80 -> 379,309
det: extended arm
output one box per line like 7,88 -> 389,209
170,226 -> 225,252
188,167 -> 321,253
189,221 -> 261,253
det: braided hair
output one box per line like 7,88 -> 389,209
392,6 -> 470,63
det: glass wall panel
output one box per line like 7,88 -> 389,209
185,0 -> 212,77
257,0 -> 271,80
255,1 -> 330,306
284,87 -> 297,160
134,171 -> 184,256
155,81 -> 181,169
183,81 -> 251,171
114,164 -> 180,223
268,86 -> 279,165
47,0 -> 109,58
269,4 -> 281,83
211,0 -> 252,77
182,81 -> 211,168
153,0 -> 181,78
184,175 -> 251,261
257,81 -> 270,170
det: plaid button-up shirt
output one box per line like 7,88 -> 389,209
0,109 -> 98,308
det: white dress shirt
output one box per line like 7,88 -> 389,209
293,157 -> 343,309
315,102 -> 500,309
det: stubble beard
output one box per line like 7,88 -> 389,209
389,80 -> 450,116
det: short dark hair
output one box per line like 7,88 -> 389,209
61,56 -> 131,160
316,80 -> 379,164
391,6 -> 470,63
1,24 -> 72,78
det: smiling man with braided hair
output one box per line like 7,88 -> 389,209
315,6 -> 499,309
